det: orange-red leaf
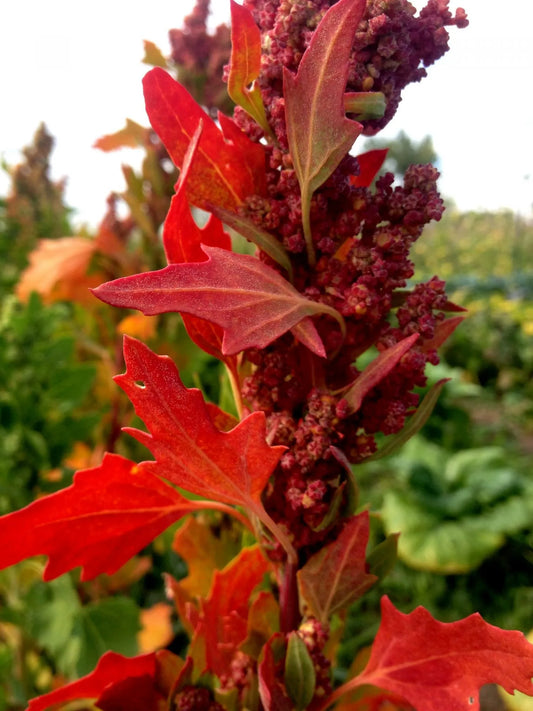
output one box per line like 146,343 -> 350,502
191,546 -> 272,676
162,120 -> 234,363
93,246 -> 339,356
228,0 -> 270,133
324,596 -> 533,711
351,148 -> 389,187
143,67 -> 265,211
27,651 -> 157,711
93,119 -> 148,151
297,511 -> 377,623
16,237 -> 97,304
0,453 -> 196,581
115,336 -> 284,511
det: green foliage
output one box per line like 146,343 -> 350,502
413,208 -> 533,287
0,293 -> 98,514
0,124 -> 72,298
380,440 -> 532,573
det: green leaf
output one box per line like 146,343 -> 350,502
74,596 -> 141,677
284,632 -> 316,710
25,575 -> 82,677
367,533 -> 399,581
366,379 -> 450,461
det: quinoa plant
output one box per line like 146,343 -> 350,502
2,1 -> 533,709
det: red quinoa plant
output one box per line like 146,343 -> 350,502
2,1 -> 533,709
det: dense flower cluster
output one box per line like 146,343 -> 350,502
239,0 -> 467,141
229,0 -> 466,559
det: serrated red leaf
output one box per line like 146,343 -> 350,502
297,511 -> 377,623
115,336 -> 282,510
228,0 -> 270,133
283,0 -> 364,262
0,454 -> 197,581
341,334 -> 419,415
27,651 -> 157,711
192,546 -> 271,676
143,67 -> 265,211
351,148 -> 389,187
93,246 -> 341,356
323,596 -> 533,711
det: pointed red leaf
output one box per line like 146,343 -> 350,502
115,337 -> 276,505
162,121 -> 231,265
324,596 -> 533,711
193,546 -> 271,676
0,454 -> 197,581
93,246 -> 344,356
143,67 -> 265,211
341,334 -> 419,415
228,0 -> 270,133
27,651 -> 157,711
297,511 -> 377,623
283,0 -> 364,262
162,121 -> 234,363
351,148 -> 389,187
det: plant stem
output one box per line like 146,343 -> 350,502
280,559 -> 302,633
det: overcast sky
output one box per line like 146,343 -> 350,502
1,0 -> 532,229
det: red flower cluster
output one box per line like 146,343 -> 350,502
229,1 -> 464,559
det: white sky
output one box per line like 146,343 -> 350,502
1,0 -> 532,229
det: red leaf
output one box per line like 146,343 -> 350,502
283,0 -> 364,263
258,634 -> 294,711
27,651 -> 156,711
341,334 -> 419,415
0,454 -> 196,581
162,121 -> 235,363
323,596 -> 533,711
114,337 -> 298,563
228,0 -> 270,133
143,67 -> 264,211
297,511 -> 377,623
162,122 -> 231,265
93,246 -> 345,356
351,149 -> 389,187
192,546 -> 272,676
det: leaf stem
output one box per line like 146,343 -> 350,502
280,559 -> 302,633
252,505 -> 298,565
301,190 -> 316,267
197,500 -> 255,534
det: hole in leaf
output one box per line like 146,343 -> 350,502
134,380 -> 146,389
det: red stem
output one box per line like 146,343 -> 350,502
279,559 -> 301,634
